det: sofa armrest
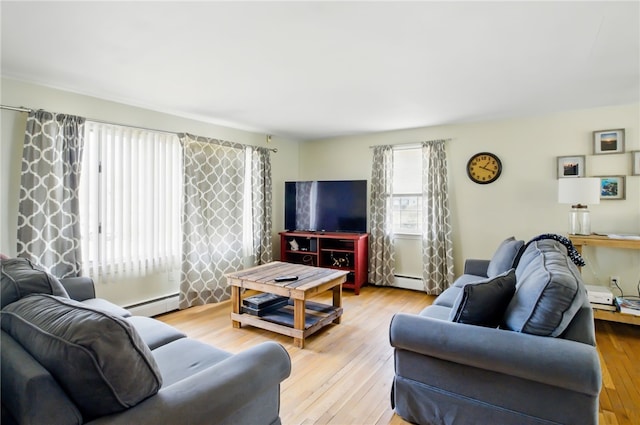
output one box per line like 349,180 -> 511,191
60,277 -> 96,301
1,331 -> 83,425
88,341 -> 292,425
463,259 -> 489,277
389,313 -> 601,396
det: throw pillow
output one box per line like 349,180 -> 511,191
503,240 -> 587,337
449,269 -> 516,327
486,237 -> 525,278
1,257 -> 69,308
1,294 -> 162,420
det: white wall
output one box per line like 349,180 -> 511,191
2,77 -> 638,300
1,78 -> 300,306
299,104 -> 640,295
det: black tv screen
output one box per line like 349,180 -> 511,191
284,180 -> 367,233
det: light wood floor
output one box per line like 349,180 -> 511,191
157,286 -> 639,425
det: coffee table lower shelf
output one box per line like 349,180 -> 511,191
231,301 -> 343,346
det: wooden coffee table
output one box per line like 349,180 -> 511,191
226,261 -> 348,348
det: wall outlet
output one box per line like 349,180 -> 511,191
610,276 -> 620,287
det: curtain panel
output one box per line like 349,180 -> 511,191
17,110 -> 85,278
421,140 -> 454,294
250,147 -> 273,265
179,134 -> 247,308
369,145 -> 396,286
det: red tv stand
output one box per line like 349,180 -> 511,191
279,231 -> 369,295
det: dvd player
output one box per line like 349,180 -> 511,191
585,285 -> 613,305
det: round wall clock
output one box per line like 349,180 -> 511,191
466,152 -> 502,184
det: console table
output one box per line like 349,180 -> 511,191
569,234 -> 640,253
568,234 -> 640,326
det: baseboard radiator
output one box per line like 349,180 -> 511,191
126,294 -> 180,317
392,275 -> 424,291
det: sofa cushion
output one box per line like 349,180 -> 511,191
487,237 -> 524,278
503,240 -> 587,337
448,269 -> 516,327
151,337 -> 231,386
432,286 -> 462,308
451,274 -> 487,288
1,294 -> 162,420
418,304 -> 453,321
81,297 -> 132,317
1,258 -> 69,308
127,316 -> 186,350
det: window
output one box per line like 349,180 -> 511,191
79,122 -> 182,279
392,147 -> 422,234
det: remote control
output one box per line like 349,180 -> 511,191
274,275 -> 298,282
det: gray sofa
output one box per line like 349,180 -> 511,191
390,237 -> 602,425
1,258 -> 292,425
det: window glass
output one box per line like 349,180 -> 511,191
392,147 -> 422,234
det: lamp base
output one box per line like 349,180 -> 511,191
568,205 -> 591,235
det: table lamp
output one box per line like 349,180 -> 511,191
557,178 -> 600,235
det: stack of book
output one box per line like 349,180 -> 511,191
615,297 -> 640,316
242,293 -> 289,317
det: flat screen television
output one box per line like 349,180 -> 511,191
284,180 -> 367,233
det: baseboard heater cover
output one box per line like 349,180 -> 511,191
392,275 -> 424,291
126,294 -> 179,317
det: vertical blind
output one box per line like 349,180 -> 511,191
79,122 -> 182,280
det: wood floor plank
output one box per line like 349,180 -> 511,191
594,321 -> 640,425
157,286 -> 639,425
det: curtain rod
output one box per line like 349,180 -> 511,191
369,138 -> 452,149
0,104 -> 278,153
1,105 -> 32,113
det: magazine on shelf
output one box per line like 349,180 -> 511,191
615,297 -> 640,316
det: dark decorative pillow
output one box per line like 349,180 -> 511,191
449,269 -> 516,327
1,257 -> 69,308
487,237 -> 524,277
1,294 -> 162,420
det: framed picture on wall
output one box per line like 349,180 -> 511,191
632,151 -> 640,176
593,129 -> 625,154
557,155 -> 585,178
598,176 -> 625,200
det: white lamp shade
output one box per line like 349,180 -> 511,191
558,178 -> 601,205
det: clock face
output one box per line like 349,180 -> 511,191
467,152 -> 502,184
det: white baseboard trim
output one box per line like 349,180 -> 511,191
126,294 -> 179,317
391,276 -> 424,291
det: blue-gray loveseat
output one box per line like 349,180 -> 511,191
390,237 -> 602,425
1,258 -> 292,425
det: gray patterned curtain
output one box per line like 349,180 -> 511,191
179,133 -> 246,308
250,147 -> 273,265
421,140 -> 454,294
17,110 -> 85,278
369,145 -> 395,286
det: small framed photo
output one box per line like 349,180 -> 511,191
598,176 -> 625,200
632,151 -> 640,176
593,129 -> 625,154
557,155 -> 585,178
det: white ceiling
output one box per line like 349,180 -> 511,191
2,1 -> 639,141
